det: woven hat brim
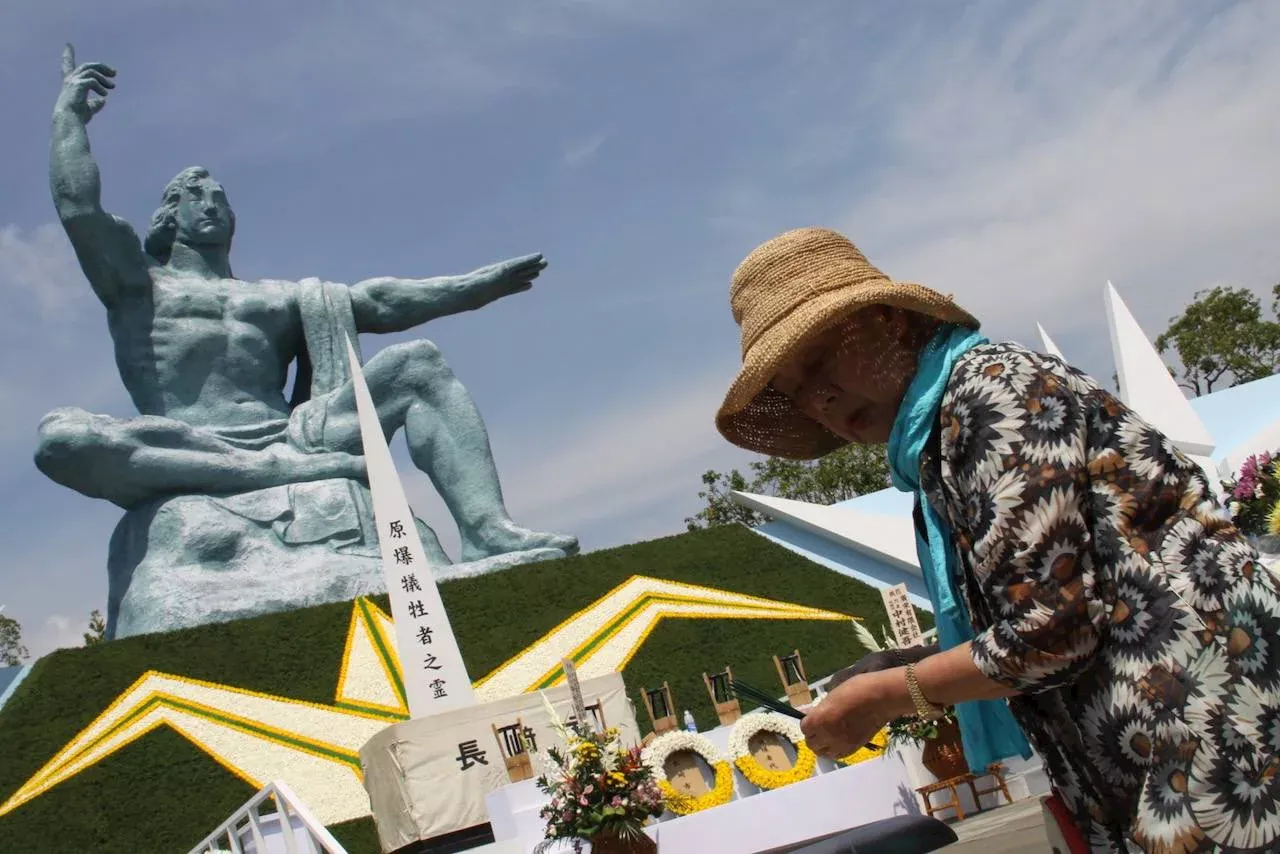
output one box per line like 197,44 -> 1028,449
716,280 -> 979,460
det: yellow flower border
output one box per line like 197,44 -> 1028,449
838,727 -> 889,766
727,714 -> 817,791
734,744 -> 817,791
658,762 -> 735,815
643,730 -> 735,816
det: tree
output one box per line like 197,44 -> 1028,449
1156,284 -> 1280,396
83,609 -> 106,646
0,613 -> 29,667
686,443 -> 891,530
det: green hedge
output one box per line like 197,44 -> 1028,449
0,525 -> 926,853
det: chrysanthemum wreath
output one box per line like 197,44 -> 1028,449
640,730 -> 734,815
727,712 -> 817,790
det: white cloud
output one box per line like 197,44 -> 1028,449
499,367 -> 745,526
30,614 -> 87,657
83,2 -> 695,160
0,224 -> 129,475
719,1 -> 1280,378
0,224 -> 93,324
563,133 -> 608,167
401,366 -> 753,556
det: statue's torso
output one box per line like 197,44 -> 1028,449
109,272 -> 305,428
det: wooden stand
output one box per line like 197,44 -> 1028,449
915,764 -> 1013,822
639,681 -> 677,735
703,666 -> 741,726
491,719 -> 534,783
774,650 -> 812,707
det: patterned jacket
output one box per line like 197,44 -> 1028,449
918,342 -> 1280,853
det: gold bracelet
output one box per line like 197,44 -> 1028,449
906,663 -> 944,721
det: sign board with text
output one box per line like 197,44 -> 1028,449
345,337 -> 476,717
880,584 -> 923,648
360,672 -> 639,849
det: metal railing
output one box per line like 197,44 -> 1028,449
188,780 -> 348,854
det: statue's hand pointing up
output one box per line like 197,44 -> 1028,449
56,44 -> 116,124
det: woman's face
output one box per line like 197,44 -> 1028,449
771,306 -> 933,444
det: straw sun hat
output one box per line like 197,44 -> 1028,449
716,227 -> 979,460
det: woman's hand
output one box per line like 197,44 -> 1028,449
802,669 -> 903,759
824,643 -> 939,692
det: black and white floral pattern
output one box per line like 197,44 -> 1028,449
921,342 -> 1280,853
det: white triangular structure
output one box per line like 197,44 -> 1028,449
344,336 -> 476,717
1105,283 -> 1222,496
1037,324 -> 1064,359
732,491 -> 920,573
1105,282 -> 1216,456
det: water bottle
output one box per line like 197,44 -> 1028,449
683,710 -> 697,732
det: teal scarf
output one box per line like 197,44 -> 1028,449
887,325 -> 1032,772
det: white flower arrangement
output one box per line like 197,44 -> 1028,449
641,730 -> 726,774
726,712 -> 804,758
726,712 -> 816,790
641,730 -> 734,815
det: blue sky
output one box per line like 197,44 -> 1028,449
2,0 -> 1278,656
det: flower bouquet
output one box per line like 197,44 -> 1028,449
1224,452 -> 1280,572
534,698 -> 664,854
1225,451 -> 1280,539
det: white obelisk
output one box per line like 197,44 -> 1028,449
344,336 -> 476,717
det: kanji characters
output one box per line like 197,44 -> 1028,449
456,739 -> 487,770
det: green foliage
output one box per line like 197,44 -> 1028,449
0,526 -> 923,853
0,613 -> 28,667
83,609 -> 106,647
328,817 -> 383,854
686,444 -> 891,530
885,707 -> 957,752
1155,284 -> 1280,396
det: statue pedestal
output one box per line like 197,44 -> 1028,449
360,673 -> 640,853
107,480 -> 569,639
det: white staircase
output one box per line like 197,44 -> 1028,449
188,780 -> 348,854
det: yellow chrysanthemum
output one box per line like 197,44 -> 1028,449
1268,500 -> 1280,536
657,762 -> 734,815
839,727 -> 889,766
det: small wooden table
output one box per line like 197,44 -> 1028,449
915,763 -> 1013,821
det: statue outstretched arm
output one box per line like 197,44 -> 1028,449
50,45 -> 150,309
349,253 -> 546,333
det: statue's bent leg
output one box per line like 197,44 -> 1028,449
34,407 -> 366,509
319,341 -> 578,561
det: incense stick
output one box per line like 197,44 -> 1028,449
729,679 -> 805,719
730,678 -> 882,752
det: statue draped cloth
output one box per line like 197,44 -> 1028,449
208,279 -> 375,549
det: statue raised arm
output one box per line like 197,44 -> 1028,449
36,46 -> 577,640
50,45 -> 151,309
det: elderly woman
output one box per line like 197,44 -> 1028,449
715,228 -> 1280,852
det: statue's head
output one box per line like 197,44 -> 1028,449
144,167 -> 237,263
